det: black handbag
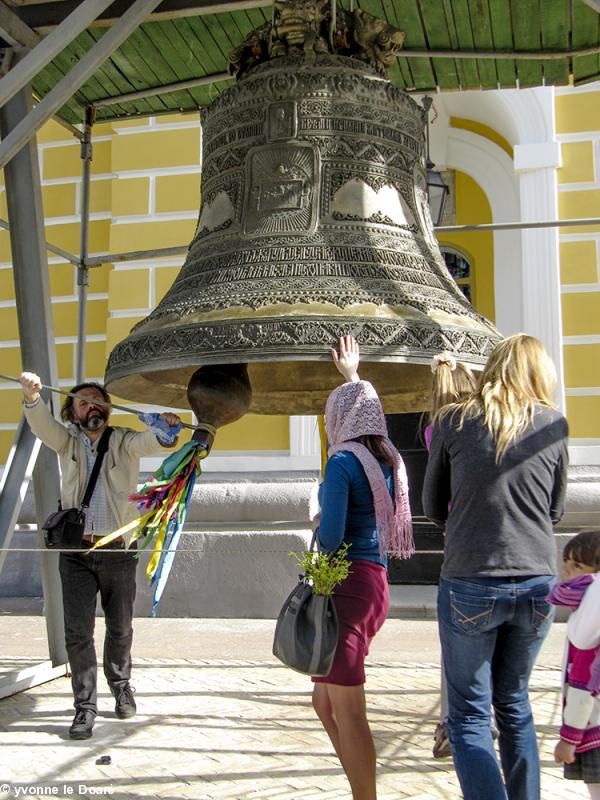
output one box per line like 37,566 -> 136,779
272,534 -> 339,676
43,427 -> 113,549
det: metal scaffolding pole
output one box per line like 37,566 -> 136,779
92,71 -> 231,107
79,217 -> 600,268
435,218 -> 600,233
76,106 -> 94,383
0,0 -> 116,109
0,218 -> 80,264
85,244 -> 189,267
0,416 -> 41,578
0,0 -> 164,170
0,78 -> 67,674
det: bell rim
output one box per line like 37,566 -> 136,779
105,314 -> 500,388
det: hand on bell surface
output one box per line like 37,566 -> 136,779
331,335 -> 360,383
20,371 -> 42,404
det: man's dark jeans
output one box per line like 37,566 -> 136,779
59,548 -> 137,713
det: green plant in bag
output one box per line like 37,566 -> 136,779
290,543 -> 351,596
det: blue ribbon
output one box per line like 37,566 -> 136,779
149,461 -> 197,616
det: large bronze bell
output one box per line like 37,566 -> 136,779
105,0 -> 500,437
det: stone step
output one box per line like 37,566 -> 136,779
388,585 -> 437,619
134,528 -> 313,618
3,465 -> 598,616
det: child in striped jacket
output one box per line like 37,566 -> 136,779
549,530 -> 600,799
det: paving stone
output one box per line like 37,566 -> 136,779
0,620 -> 589,799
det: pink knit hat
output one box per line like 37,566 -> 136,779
325,380 -> 414,560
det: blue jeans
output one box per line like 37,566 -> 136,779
437,575 -> 554,800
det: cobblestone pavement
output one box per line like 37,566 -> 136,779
0,620 -> 587,800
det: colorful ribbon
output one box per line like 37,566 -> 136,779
91,439 -> 208,615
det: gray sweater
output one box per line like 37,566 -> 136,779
422,405 -> 569,578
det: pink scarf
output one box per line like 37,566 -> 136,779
325,380 -> 414,560
548,575 -> 600,695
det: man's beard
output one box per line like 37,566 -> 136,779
78,409 -> 109,431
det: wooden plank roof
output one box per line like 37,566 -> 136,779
7,0 -> 600,124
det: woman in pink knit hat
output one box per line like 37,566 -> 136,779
312,335 -> 414,800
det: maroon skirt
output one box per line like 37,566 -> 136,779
312,559 -> 389,686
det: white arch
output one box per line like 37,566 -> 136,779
495,87 -> 555,145
425,88 -> 564,411
429,86 -> 554,149
444,127 -> 523,338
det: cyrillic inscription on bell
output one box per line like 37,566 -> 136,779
105,0 -> 500,433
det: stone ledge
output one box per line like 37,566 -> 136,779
15,471 -> 320,525
388,585 -> 437,619
388,585 -> 570,621
558,466 -> 600,528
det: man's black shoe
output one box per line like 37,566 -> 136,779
111,682 -> 136,719
69,709 -> 95,739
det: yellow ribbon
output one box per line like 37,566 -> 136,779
89,510 -> 154,552
146,512 -> 170,581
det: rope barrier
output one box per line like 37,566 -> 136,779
2,527 -> 599,556
0,547 -> 317,554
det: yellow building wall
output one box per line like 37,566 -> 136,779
556,85 -> 600,440
0,116 -> 289,464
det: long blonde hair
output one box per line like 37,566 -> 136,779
430,360 -> 478,420
449,334 -> 557,462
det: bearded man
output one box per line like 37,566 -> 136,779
20,372 -> 181,740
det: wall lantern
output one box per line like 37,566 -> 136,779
422,96 -> 450,227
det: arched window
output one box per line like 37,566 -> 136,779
440,247 -> 472,302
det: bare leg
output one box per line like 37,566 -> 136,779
327,683 -> 377,800
312,683 -> 344,763
588,784 -> 600,799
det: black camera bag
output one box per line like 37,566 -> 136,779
43,507 -> 86,549
43,427 -> 113,549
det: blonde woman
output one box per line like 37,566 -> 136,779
423,334 -> 569,800
424,351 -> 478,450
424,352 -> 479,758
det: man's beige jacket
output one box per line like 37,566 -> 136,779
24,399 -> 173,528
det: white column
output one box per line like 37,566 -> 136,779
514,145 -> 565,412
289,415 -> 321,469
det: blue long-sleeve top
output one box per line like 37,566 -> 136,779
317,450 -> 393,568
